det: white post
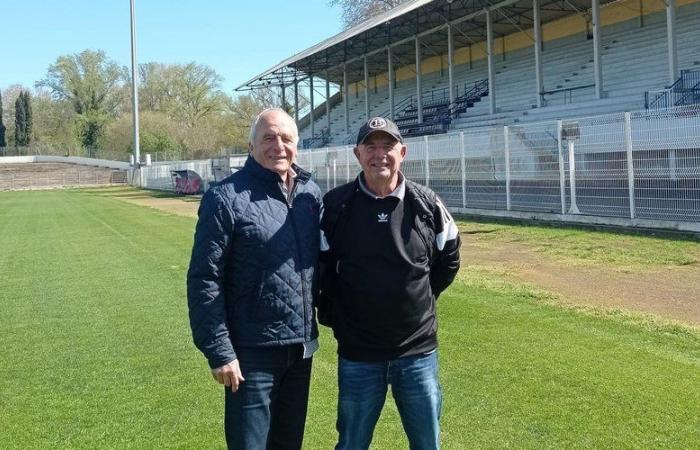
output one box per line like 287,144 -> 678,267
294,80 -> 300,123
460,132 -> 466,208
486,8 -> 496,114
568,141 -> 580,214
333,158 -> 337,188
424,135 -> 430,187
364,56 -> 370,121
130,0 -> 140,167
624,112 -> 635,219
388,46 -> 395,120
592,0 -> 603,99
504,126 -> 511,211
343,65 -> 350,134
416,37 -> 423,123
667,0 -> 679,83
345,145 -> 351,182
447,23 -> 455,107
325,71 -> 331,134
557,120 -> 566,214
533,0 -> 544,107
310,75 -> 315,137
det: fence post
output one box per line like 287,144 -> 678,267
345,145 -> 351,182
460,132 -> 466,208
333,158 -> 337,189
424,135 -> 430,188
624,112 -> 636,219
557,120 -> 566,214
504,126 -> 511,211
567,140 -> 580,214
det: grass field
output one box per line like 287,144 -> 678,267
1,188 -> 699,449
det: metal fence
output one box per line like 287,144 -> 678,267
134,105 -> 700,231
296,106 -> 700,227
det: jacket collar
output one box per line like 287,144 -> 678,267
244,155 -> 312,184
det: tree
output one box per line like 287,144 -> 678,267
36,49 -> 128,149
23,91 -> 33,145
15,93 -> 27,147
0,90 -> 6,148
328,0 -> 407,28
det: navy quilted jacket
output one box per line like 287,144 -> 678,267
187,156 -> 321,369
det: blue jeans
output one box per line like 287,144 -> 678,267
224,345 -> 312,450
335,351 -> 442,450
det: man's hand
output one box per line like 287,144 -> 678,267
211,359 -> 245,392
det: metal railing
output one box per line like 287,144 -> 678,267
646,69 -> 700,109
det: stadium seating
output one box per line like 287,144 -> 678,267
299,3 -> 700,147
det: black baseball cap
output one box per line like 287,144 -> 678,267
356,117 -> 403,146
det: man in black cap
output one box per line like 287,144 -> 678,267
318,117 -> 461,450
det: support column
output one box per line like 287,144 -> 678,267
666,0 -> 679,83
325,70 -> 331,134
416,37 -> 423,123
447,23 -> 455,107
364,56 -> 370,120
310,75 -> 315,137
592,0 -> 603,99
343,65 -> 350,135
281,84 -> 286,111
533,0 -> 544,107
294,80 -> 299,123
486,8 -> 496,114
388,46 -> 395,120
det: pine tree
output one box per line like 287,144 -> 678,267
15,92 -> 27,147
23,91 -> 33,145
0,90 -> 6,148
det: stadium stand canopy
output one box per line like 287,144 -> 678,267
235,0 -> 697,149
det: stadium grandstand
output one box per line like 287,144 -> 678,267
231,0 -> 700,233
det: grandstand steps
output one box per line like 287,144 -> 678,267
0,163 -> 128,191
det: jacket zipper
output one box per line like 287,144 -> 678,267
286,178 -> 308,340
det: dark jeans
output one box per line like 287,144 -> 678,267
224,345 -> 312,450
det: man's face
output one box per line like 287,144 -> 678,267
249,110 -> 298,176
354,131 -> 406,185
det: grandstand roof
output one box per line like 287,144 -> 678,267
236,0 -> 617,91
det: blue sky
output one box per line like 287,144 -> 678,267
2,0 -> 343,94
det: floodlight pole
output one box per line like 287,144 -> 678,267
130,0 -> 141,167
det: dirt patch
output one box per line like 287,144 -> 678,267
118,194 -> 201,218
460,233 -> 700,325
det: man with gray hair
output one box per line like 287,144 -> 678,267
187,108 -> 322,449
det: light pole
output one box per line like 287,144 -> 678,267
130,0 -> 140,167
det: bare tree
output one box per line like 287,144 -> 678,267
329,0 -> 407,28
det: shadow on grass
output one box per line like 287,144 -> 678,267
78,186 -> 203,202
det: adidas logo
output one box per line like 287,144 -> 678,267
377,212 -> 389,223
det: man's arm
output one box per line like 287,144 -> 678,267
316,201 -> 335,327
429,198 -> 461,298
187,189 -> 239,372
